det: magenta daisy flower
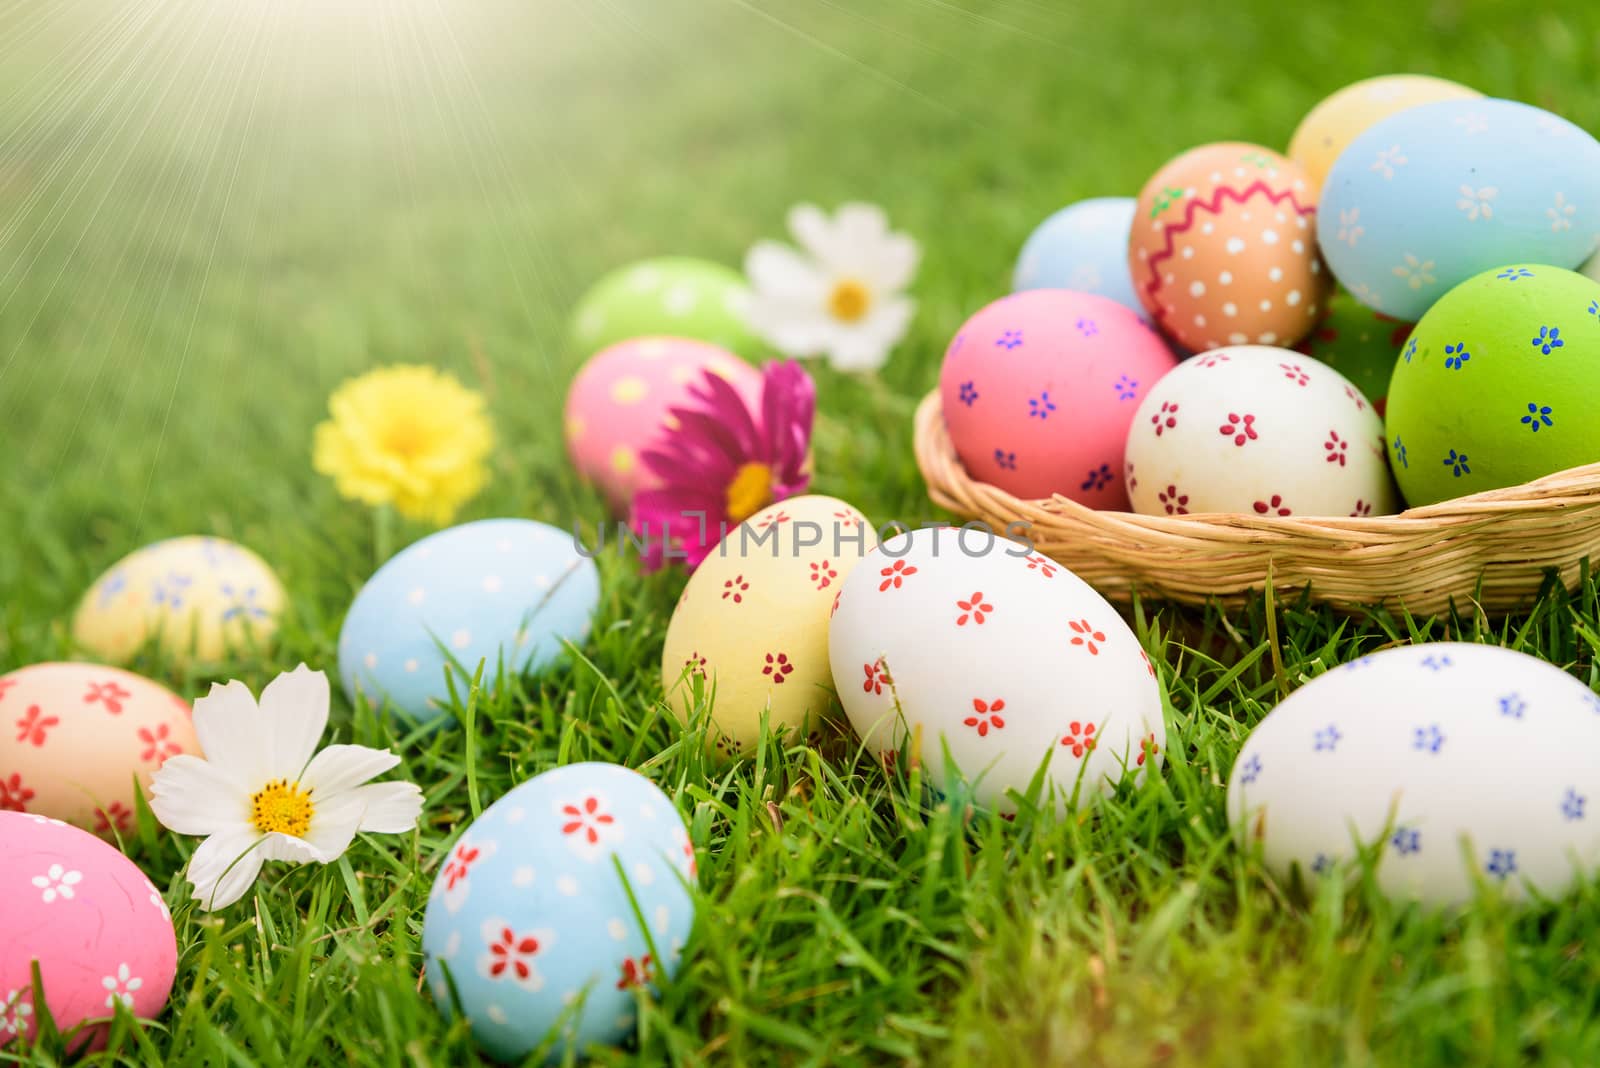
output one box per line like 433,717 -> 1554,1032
631,360 -> 814,571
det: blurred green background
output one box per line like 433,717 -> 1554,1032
4,2 -> 1600,1064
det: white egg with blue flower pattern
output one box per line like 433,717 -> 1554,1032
1228,643 -> 1600,907
338,519 -> 599,726
1318,98 -> 1600,321
421,763 -> 695,1062
1012,197 -> 1150,324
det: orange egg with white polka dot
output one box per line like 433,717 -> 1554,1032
564,337 -> 762,514
1129,143 -> 1332,353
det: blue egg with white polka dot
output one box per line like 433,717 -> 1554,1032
421,763 -> 696,1062
337,518 -> 600,726
1012,196 -> 1150,324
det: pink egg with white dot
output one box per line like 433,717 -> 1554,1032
938,290 -> 1180,506
0,811 -> 176,1053
564,337 -> 762,515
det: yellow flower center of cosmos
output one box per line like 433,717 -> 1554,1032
250,779 -> 314,837
726,462 -> 774,523
828,279 -> 871,323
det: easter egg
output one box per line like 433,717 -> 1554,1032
1228,643 -> 1600,906
1125,346 -> 1396,518
660,495 -> 874,757
1012,197 -> 1150,323
569,257 -> 763,361
0,663 -> 196,834
0,810 -> 177,1051
1287,74 -> 1481,194
420,763 -> 695,1061
1383,264 -> 1600,506
829,527 -> 1165,813
564,338 -> 761,515
1129,143 -> 1330,352
1294,288 -> 1413,416
1318,98 -> 1600,321
338,519 -> 600,727
72,537 -> 285,666
938,290 -> 1178,505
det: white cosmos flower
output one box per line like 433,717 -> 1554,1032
743,202 -> 919,372
149,664 -> 423,911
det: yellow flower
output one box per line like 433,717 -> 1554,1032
312,365 -> 494,525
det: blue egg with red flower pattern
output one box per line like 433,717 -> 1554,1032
421,763 -> 697,1062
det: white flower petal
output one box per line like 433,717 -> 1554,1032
259,831 -> 342,865
298,805 -> 365,860
348,781 -> 425,834
745,242 -> 826,300
192,681 -> 270,785
743,299 -> 835,358
149,755 -> 248,836
827,333 -> 894,372
186,826 -> 266,911
299,744 -> 400,798
258,665 -> 330,778
827,297 -> 915,371
859,232 -> 920,293
785,203 -> 838,264
833,202 -> 890,249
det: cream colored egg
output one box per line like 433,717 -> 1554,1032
73,536 -> 286,665
1287,73 -> 1480,193
660,495 -> 875,757
0,662 -> 197,835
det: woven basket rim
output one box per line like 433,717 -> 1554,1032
912,388 -> 1600,613
914,389 -> 1600,528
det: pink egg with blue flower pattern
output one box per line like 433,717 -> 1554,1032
0,811 -> 176,1053
564,337 -> 762,515
939,290 -> 1179,506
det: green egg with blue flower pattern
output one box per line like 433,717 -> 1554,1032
1385,264 -> 1600,507
568,257 -> 765,361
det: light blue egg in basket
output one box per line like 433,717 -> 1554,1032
1012,196 -> 1149,323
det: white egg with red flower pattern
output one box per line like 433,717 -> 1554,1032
0,663 -> 197,835
659,495 -> 875,757
828,527 -> 1165,813
0,811 -> 177,1052
1125,346 -> 1396,518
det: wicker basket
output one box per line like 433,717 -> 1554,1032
913,390 -> 1600,615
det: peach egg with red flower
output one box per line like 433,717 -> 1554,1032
659,494 -> 875,756
0,663 -> 197,835
828,526 -> 1166,814
1129,142 -> 1332,353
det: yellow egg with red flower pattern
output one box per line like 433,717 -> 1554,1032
659,495 -> 875,756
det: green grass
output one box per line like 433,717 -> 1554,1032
4,0 -> 1600,1064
